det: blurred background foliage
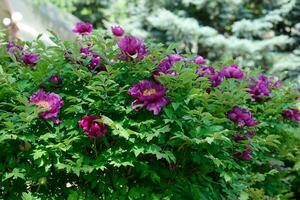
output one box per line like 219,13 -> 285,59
35,0 -> 300,82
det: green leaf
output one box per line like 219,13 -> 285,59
32,149 -> 47,160
294,161 -> 300,171
0,133 -> 17,143
240,191 -> 249,200
109,160 -> 134,167
220,172 -> 232,182
3,168 -> 26,181
100,116 -> 138,140
22,192 -> 39,200
133,146 -> 144,157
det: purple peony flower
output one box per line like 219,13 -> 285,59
282,108 -> 300,122
49,74 -> 63,84
227,106 -> 256,127
196,66 -> 223,87
78,115 -> 108,138
194,55 -> 206,65
220,64 -> 244,79
111,25 -> 124,37
72,22 -> 93,36
80,45 -> 106,73
248,74 -> 281,101
22,52 -> 39,65
30,90 -> 63,124
117,36 -> 147,60
155,54 -> 183,76
128,80 -> 169,115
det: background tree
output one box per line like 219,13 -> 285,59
38,0 -> 300,82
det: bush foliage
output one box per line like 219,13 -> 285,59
0,27 -> 300,199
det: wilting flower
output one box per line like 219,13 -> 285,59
296,89 -> 300,100
7,41 -> 23,57
30,90 -> 63,124
80,45 -> 106,73
64,50 -> 76,63
282,108 -> 300,122
248,74 -> 281,101
22,52 -> 39,65
155,54 -> 182,76
234,131 -> 255,142
196,66 -> 223,87
111,25 -> 124,36
234,145 -> 252,161
117,36 -> 147,60
220,64 -> 244,79
273,80 -> 281,88
194,55 -> 206,65
241,147 -> 252,160
227,106 -> 256,127
72,22 -> 93,35
78,115 -> 108,138
128,80 -> 169,115
19,141 -> 31,151
49,74 -> 63,84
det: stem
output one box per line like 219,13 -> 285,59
44,120 -> 53,133
94,139 -> 98,158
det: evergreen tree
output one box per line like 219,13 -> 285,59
35,0 -> 300,81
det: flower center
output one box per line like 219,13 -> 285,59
143,88 -> 157,96
36,101 -> 50,110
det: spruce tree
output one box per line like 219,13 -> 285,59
35,0 -> 300,81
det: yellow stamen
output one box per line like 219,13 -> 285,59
36,101 -> 50,110
143,88 -> 157,96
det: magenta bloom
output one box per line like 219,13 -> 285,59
30,90 -> 63,124
111,25 -> 124,36
22,52 -> 39,65
78,115 -> 108,138
282,108 -> 300,122
128,80 -> 169,115
80,45 -> 106,73
155,54 -> 183,76
196,66 -> 223,87
248,74 -> 281,101
227,106 -> 256,127
194,55 -> 206,65
117,36 -> 147,60
220,64 -> 244,79
72,22 -> 93,35
49,74 -> 63,84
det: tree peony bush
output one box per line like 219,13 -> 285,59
0,25 -> 300,200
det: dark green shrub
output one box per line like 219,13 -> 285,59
0,25 -> 299,199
